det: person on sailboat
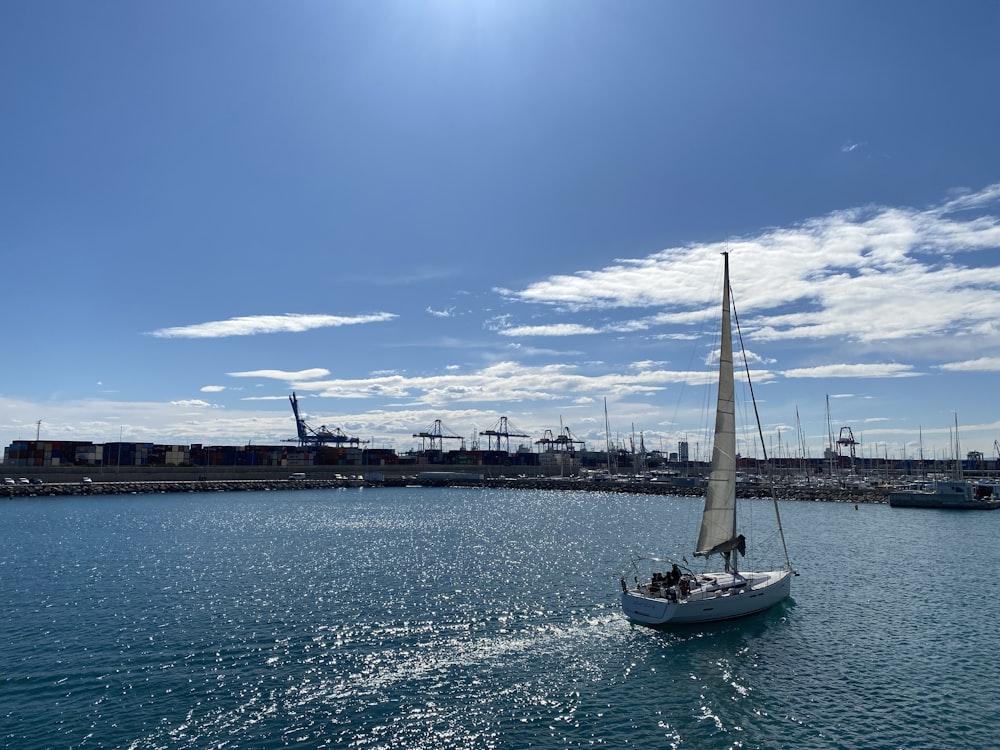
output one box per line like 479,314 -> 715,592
678,576 -> 691,597
667,563 -> 681,587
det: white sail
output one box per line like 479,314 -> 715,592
696,253 -> 739,558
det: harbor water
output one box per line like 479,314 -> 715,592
2,487 -> 997,749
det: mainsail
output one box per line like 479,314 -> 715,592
695,253 -> 740,559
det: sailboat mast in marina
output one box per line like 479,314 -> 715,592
621,252 -> 795,625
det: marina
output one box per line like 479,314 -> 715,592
6,394 -> 1000,486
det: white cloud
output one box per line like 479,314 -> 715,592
497,313 -> 679,338
147,312 -> 397,339
483,314 -> 513,332
781,363 -> 919,379
495,184 -> 1000,354
282,359 -> 761,409
499,323 -> 603,337
936,357 -> 1000,372
426,307 -> 455,318
227,368 -> 331,381
200,385 -> 226,392
0,396 -> 297,445
170,399 -> 215,408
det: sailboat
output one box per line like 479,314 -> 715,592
621,252 -> 794,625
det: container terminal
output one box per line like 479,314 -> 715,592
4,394 -> 999,494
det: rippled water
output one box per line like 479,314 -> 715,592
1,487 -> 997,749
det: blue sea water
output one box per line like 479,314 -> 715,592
1,487 -> 997,749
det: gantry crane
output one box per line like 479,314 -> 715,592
479,416 -> 530,453
285,392 -> 366,447
836,426 -> 859,459
413,419 -> 465,451
535,426 -> 586,452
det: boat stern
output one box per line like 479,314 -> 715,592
621,590 -> 678,624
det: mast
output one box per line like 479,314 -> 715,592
795,406 -> 810,485
919,426 -> 924,475
826,395 -> 835,480
604,398 -> 614,475
955,414 -> 963,481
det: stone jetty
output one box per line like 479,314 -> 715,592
3,474 -> 887,504
406,476 -> 888,504
2,477 -> 363,498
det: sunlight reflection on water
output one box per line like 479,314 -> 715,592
1,489 -> 998,749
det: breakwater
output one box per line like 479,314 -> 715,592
4,475 -> 888,504
424,476 -> 888,504
2,477 -> 363,498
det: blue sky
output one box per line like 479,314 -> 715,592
2,1 -> 999,463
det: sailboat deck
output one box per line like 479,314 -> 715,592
635,570 -> 782,601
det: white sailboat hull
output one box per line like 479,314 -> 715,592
621,569 -> 791,625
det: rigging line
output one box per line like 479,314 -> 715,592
729,279 -> 794,573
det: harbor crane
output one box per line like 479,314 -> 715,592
285,392 -> 367,448
479,416 -> 530,453
836,426 -> 859,459
835,426 -> 860,478
535,426 -> 586,452
413,419 -> 465,451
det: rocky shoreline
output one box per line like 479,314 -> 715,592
496,478 -> 886,503
2,478 -> 363,498
3,475 -> 888,504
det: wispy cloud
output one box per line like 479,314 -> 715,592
496,313 -> 679,338
148,312 -> 397,339
169,399 -> 216,408
936,356 -> 1000,372
499,323 -> 603,337
277,360 -> 772,407
781,363 -> 919,379
200,385 -> 226,393
841,140 -> 867,154
227,368 -> 331,381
